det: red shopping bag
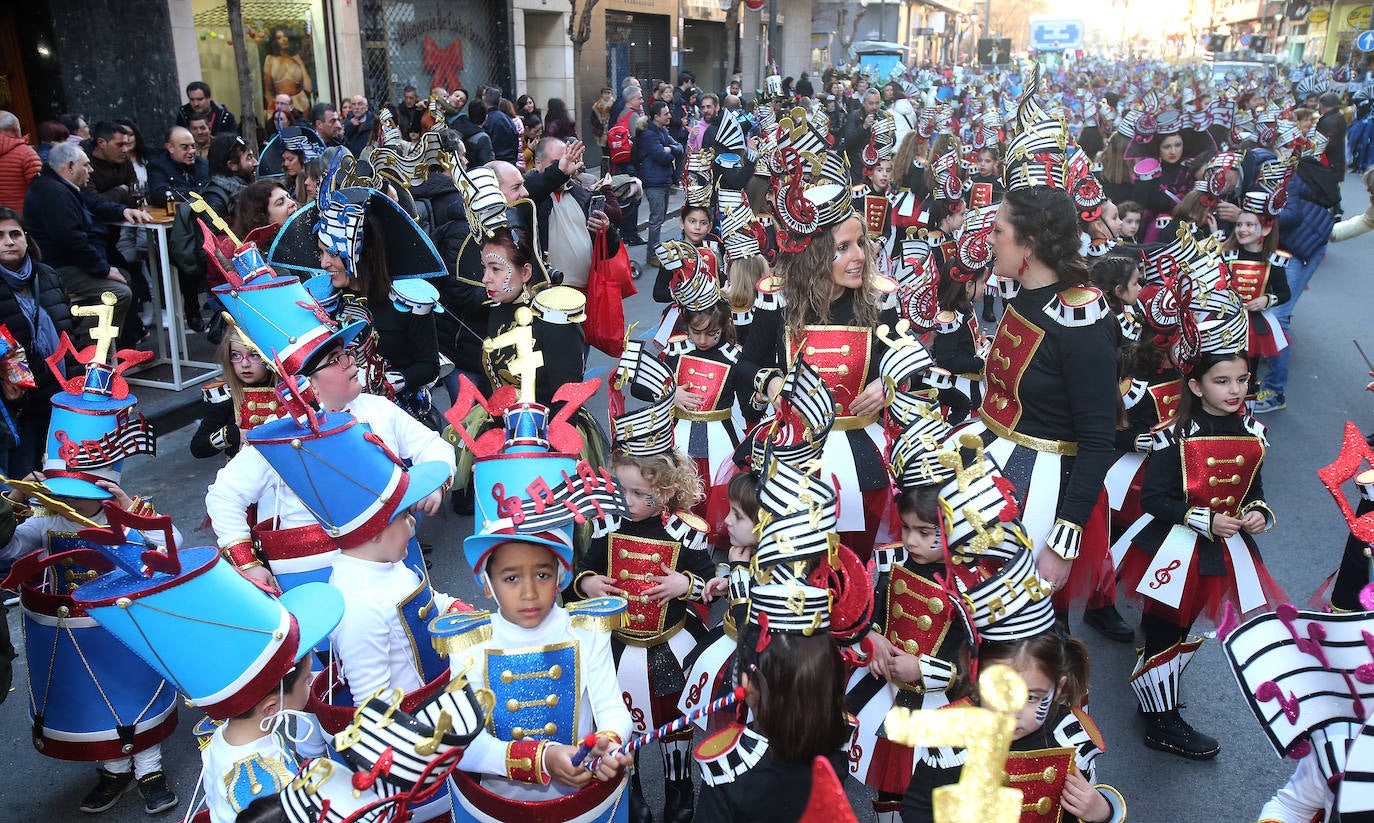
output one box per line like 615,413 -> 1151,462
584,229 -> 638,356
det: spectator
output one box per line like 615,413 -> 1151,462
186,111 -> 213,159
671,73 -> 695,141
796,72 -> 814,99
696,94 -> 721,152
175,134 -> 258,327
487,160 -> 529,204
608,84 -> 643,134
147,126 -> 209,207
544,98 -> 575,140
483,87 -> 520,163
515,94 -> 540,119
178,81 -> 239,135
452,100 -> 494,166
0,111 -> 40,212
520,115 -> 543,171
0,206 -> 73,478
590,87 -> 614,149
609,87 -> 645,245
311,102 -> 344,147
343,94 -> 376,157
58,114 -> 89,142
230,180 -> 297,253
265,93 -> 304,137
113,119 -> 151,192
398,86 -> 424,140
636,101 -> 683,273
1317,91 -> 1348,178
85,121 -> 138,206
23,142 -> 148,342
35,120 -> 68,164
528,136 -> 622,291
844,89 -> 882,182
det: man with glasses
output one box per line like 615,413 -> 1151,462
147,125 -> 208,208
205,340 -> 456,589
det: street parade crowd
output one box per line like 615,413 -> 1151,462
4,54 -> 1374,822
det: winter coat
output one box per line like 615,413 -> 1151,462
0,134 -> 40,212
23,165 -> 126,277
146,152 -> 209,207
635,122 -> 681,187
1277,160 -> 1339,264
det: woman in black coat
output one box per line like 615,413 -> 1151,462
0,206 -> 74,477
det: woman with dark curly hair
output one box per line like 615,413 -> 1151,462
738,153 -> 898,562
962,184 -> 1121,615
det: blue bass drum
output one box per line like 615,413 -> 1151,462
14,547 -> 179,761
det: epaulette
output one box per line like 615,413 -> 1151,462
718,342 -> 742,363
1154,215 -> 1170,230
694,724 -> 770,786
1242,414 -> 1269,446
1221,249 -> 1239,262
870,274 -> 899,295
1084,238 -> 1117,258
731,307 -> 754,327
531,285 -> 587,325
664,510 -> 711,552
1121,377 -> 1149,409
1269,251 -> 1290,268
917,696 -> 974,769
567,596 -> 629,632
755,275 -> 785,311
664,334 -> 693,358
1044,286 -> 1111,328
203,380 -> 231,405
1118,308 -> 1142,342
934,309 -> 963,335
1053,706 -> 1106,778
192,714 -> 223,752
872,542 -> 906,575
428,609 -> 493,655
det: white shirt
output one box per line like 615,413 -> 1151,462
204,392 -> 455,550
1258,750 -> 1333,822
328,553 -> 454,704
456,607 -> 632,802
2,511 -> 180,563
200,724 -> 299,823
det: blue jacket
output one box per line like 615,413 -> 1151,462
484,110 -> 519,163
1277,163 -> 1337,265
636,123 -> 682,187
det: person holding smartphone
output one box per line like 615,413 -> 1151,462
528,136 -> 623,290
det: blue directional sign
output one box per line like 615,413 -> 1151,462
1029,18 -> 1085,51
1357,29 -> 1374,52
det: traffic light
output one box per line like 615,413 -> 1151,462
1205,33 -> 1228,52
977,37 -> 1013,65
1249,34 -> 1269,52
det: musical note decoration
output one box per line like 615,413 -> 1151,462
0,474 -> 101,528
76,501 -> 182,578
884,664 -> 1028,823
45,292 -> 154,400
1318,421 -> 1374,545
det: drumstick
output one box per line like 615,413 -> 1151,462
1356,340 -> 1373,372
586,686 -> 746,771
569,732 -> 599,768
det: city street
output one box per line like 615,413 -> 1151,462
2,174 -> 1373,821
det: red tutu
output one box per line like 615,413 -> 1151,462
1118,535 -> 1288,627
1054,489 -> 1115,610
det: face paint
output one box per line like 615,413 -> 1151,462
1035,686 -> 1056,724
485,253 -> 517,293
644,493 -> 658,509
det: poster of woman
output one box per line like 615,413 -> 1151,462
261,25 -> 315,124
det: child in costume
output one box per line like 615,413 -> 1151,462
0,297 -> 178,816
1114,266 -> 1287,760
432,351 -> 636,822
632,257 -> 743,533
1088,254 -> 1143,357
575,362 -> 715,823
931,268 -> 988,424
1221,180 -> 1293,381
189,328 -> 277,461
900,629 -> 1127,823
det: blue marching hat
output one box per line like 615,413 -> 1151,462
38,294 -> 156,499
258,125 -> 325,178
245,385 -> 451,549
71,504 -> 344,720
208,235 -> 366,377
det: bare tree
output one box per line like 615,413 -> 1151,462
987,0 -> 1047,51
724,0 -> 743,83
568,0 -> 604,94
226,0 -> 259,152
836,6 -> 867,59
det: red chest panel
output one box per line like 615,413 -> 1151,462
1005,747 -> 1075,823
1147,379 -> 1183,425
675,354 -> 732,409
885,565 -> 955,657
1181,435 -> 1265,517
979,307 -> 1045,431
861,194 -> 891,239
608,534 -> 682,637
1227,260 -> 1270,305
238,386 -> 288,431
786,327 -> 873,416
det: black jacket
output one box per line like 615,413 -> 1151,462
178,101 -> 239,135
86,153 -> 137,206
24,165 -> 126,276
147,153 -> 208,207
1318,108 -> 1348,177
0,257 -> 73,407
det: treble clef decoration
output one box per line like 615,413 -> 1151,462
684,672 -> 709,709
1148,559 -> 1183,589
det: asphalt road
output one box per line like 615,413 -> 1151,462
2,176 -> 1372,822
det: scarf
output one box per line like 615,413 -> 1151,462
0,256 -> 61,360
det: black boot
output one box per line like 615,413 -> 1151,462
662,778 -> 695,823
981,291 -> 997,322
1082,604 -> 1133,643
1144,708 -> 1220,760
627,766 -> 654,823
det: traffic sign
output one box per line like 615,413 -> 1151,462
1357,29 -> 1374,52
1240,33 -> 1253,46
1028,18 -> 1085,51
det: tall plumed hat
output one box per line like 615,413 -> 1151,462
1002,64 -> 1072,191
862,110 -> 897,169
451,165 -> 555,285
771,141 -> 855,254
682,150 -> 715,209
73,505 -> 344,720
717,184 -> 767,265
33,298 -> 156,499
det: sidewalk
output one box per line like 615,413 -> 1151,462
137,186 -> 688,435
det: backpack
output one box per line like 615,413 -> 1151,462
607,120 -> 634,165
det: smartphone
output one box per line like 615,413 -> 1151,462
587,194 -> 607,216
565,136 -> 577,145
